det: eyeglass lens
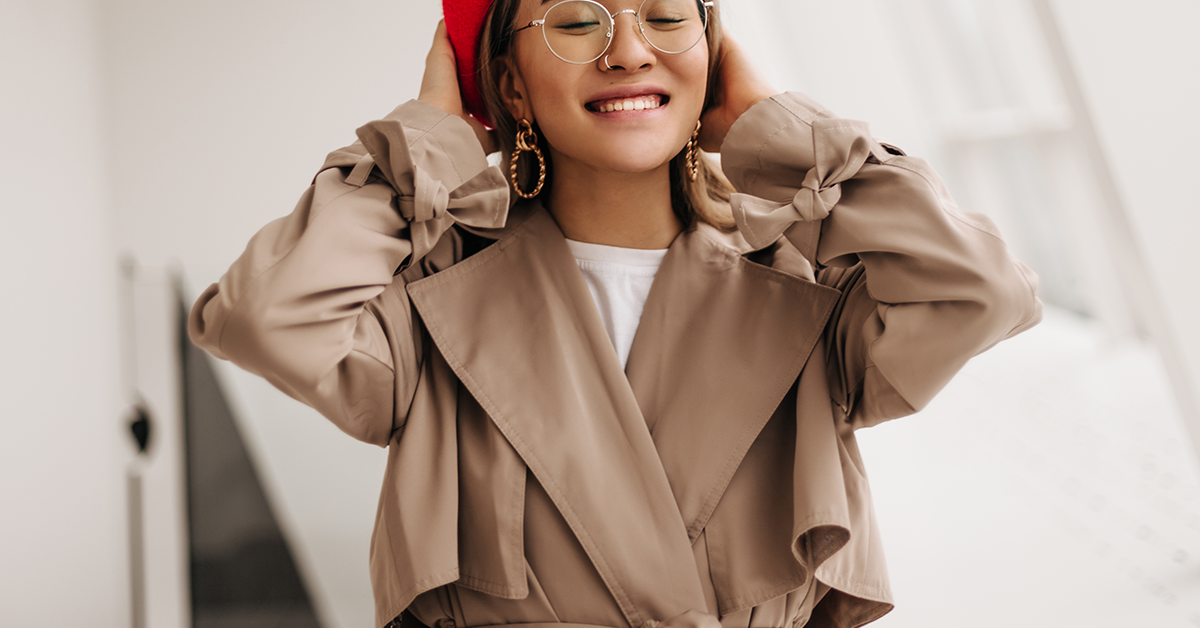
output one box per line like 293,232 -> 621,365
542,0 -> 708,64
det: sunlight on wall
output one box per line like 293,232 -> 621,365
0,1 -> 129,626
5,1 -> 1198,627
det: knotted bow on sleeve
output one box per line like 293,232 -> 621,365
356,117 -> 510,270
730,118 -> 877,261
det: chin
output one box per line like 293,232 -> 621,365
543,119 -> 689,175
592,150 -> 677,175
580,133 -> 685,172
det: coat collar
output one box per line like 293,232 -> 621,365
626,224 -> 839,542
405,201 -> 839,625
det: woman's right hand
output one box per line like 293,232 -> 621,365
418,20 -> 496,153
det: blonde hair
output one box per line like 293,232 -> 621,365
475,0 -> 736,232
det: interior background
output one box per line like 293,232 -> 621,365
3,0 -> 1199,626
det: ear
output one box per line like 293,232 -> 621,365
498,54 -> 535,122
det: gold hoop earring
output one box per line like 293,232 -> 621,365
685,120 -> 702,182
510,119 -> 546,199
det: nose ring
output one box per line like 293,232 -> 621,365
603,54 -> 613,70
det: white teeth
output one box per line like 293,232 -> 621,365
595,95 -> 662,113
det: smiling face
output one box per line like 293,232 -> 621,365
500,0 -> 711,176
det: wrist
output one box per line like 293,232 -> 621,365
417,91 -> 464,119
734,89 -> 775,122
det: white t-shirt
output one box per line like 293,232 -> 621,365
565,238 -> 668,370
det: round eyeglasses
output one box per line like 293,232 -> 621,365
513,0 -> 714,65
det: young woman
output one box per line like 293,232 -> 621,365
189,1 -> 1042,626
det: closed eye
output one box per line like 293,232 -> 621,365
554,20 -> 602,30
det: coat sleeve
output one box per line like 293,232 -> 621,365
188,100 -> 508,446
721,92 -> 1043,428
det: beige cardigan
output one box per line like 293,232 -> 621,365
189,93 -> 1042,628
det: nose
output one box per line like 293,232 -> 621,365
601,9 -> 656,71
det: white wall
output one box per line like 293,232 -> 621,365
0,1 -> 130,626
101,2 -> 441,626
722,0 -> 942,162
1048,0 -> 1200,448
103,0 -> 442,272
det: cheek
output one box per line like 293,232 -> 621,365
527,71 -> 575,116
516,54 -> 583,122
665,49 -> 711,121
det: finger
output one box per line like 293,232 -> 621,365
431,20 -> 455,62
419,19 -> 466,118
423,20 -> 458,86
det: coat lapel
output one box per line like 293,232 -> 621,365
405,203 -> 707,627
624,226 -> 841,542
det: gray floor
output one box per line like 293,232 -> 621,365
859,306 -> 1200,627
183,317 -> 321,628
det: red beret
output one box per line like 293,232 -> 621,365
443,0 -> 496,128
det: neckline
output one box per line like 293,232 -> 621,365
564,238 -> 670,267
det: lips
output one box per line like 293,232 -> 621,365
586,94 -> 668,113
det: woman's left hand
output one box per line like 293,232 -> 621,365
418,20 -> 496,153
698,32 -> 777,153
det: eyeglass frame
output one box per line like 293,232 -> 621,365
512,0 -> 716,65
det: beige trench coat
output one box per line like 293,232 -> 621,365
190,93 -> 1042,628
